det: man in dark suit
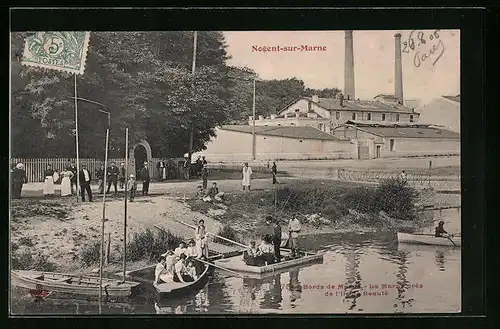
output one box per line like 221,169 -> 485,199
140,162 -> 150,195
79,164 -> 93,202
107,162 -> 119,195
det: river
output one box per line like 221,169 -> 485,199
10,208 -> 461,315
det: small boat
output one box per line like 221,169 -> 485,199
397,232 -> 461,247
11,270 -> 141,298
153,262 -> 212,298
214,250 -> 324,275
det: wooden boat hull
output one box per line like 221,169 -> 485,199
214,251 -> 324,274
153,263 -> 211,298
397,232 -> 461,247
11,270 -> 140,298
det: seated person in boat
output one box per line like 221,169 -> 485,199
255,235 -> 276,266
243,240 -> 258,266
154,256 -> 173,285
186,239 -> 204,275
174,242 -> 188,257
186,261 -> 198,281
173,254 -> 194,283
161,249 -> 176,273
435,221 -> 449,237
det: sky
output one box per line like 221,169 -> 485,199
223,30 -> 460,104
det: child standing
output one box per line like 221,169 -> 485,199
127,174 -> 137,202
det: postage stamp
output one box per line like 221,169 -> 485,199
21,31 -> 90,75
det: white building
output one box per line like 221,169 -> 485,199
417,95 -> 460,134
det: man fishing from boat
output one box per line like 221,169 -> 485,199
288,215 -> 302,258
154,256 -> 174,285
435,221 -> 449,237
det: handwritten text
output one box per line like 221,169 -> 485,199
402,30 -> 445,68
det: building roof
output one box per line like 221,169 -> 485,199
374,94 -> 398,100
279,96 -> 416,115
342,122 -> 460,139
220,125 -> 345,141
442,95 -> 460,103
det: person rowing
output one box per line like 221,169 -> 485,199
435,221 -> 449,237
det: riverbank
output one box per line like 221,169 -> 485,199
186,179 -> 439,245
10,194 -> 223,274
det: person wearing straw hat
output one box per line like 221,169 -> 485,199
12,163 -> 27,199
126,174 -> 137,202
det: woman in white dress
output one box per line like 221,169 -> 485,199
60,168 -> 73,197
242,162 -> 252,191
43,165 -> 55,196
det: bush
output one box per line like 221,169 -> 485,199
126,229 -> 183,262
372,179 -> 420,221
80,240 -> 102,267
12,250 -> 58,271
214,224 -> 240,246
339,187 -> 377,214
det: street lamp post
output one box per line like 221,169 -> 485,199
252,78 -> 256,161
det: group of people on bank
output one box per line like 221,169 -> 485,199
154,220 -> 209,285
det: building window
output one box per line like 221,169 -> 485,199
299,140 -> 303,143
367,113 -> 371,121
295,108 -> 300,113
396,114 -> 400,122
318,124 -> 323,131
382,113 -> 386,121
410,115 -> 414,122
277,124 -> 281,126
390,139 -> 395,151
336,112 -> 340,120
290,123 -> 295,126
308,102 -> 312,111
352,113 -> 356,120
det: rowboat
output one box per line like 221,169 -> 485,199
153,262 -> 212,298
214,250 -> 324,275
11,270 -> 141,298
397,232 -> 461,247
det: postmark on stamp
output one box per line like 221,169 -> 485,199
21,32 -> 91,75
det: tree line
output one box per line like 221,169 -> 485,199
11,32 -> 341,159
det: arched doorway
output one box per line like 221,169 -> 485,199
134,145 -> 147,177
129,140 -> 153,180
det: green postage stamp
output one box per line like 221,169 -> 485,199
21,32 -> 90,75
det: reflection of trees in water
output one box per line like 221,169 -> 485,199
435,250 -> 445,272
260,274 -> 282,310
394,250 -> 414,311
288,270 -> 302,307
343,247 -> 362,311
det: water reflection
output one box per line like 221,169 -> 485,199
393,250 -> 414,311
435,251 -> 445,272
289,270 -> 302,306
260,274 -> 282,310
343,248 -> 362,311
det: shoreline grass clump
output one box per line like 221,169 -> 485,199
126,229 -> 184,262
11,250 -> 58,271
213,224 -> 240,245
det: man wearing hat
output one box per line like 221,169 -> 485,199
106,162 -> 119,195
435,221 -> 448,237
12,163 -> 27,199
126,174 -> 138,202
119,162 -> 126,190
140,162 -> 151,195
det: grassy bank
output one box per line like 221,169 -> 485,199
187,179 -> 429,243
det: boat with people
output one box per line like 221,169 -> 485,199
11,270 -> 141,298
214,250 -> 324,275
397,232 -> 461,247
153,261 -> 213,297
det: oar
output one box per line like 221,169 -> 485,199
170,218 -> 292,252
194,257 -> 247,278
445,234 -> 457,247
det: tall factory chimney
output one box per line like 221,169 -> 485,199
344,30 -> 355,101
394,33 -> 404,102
